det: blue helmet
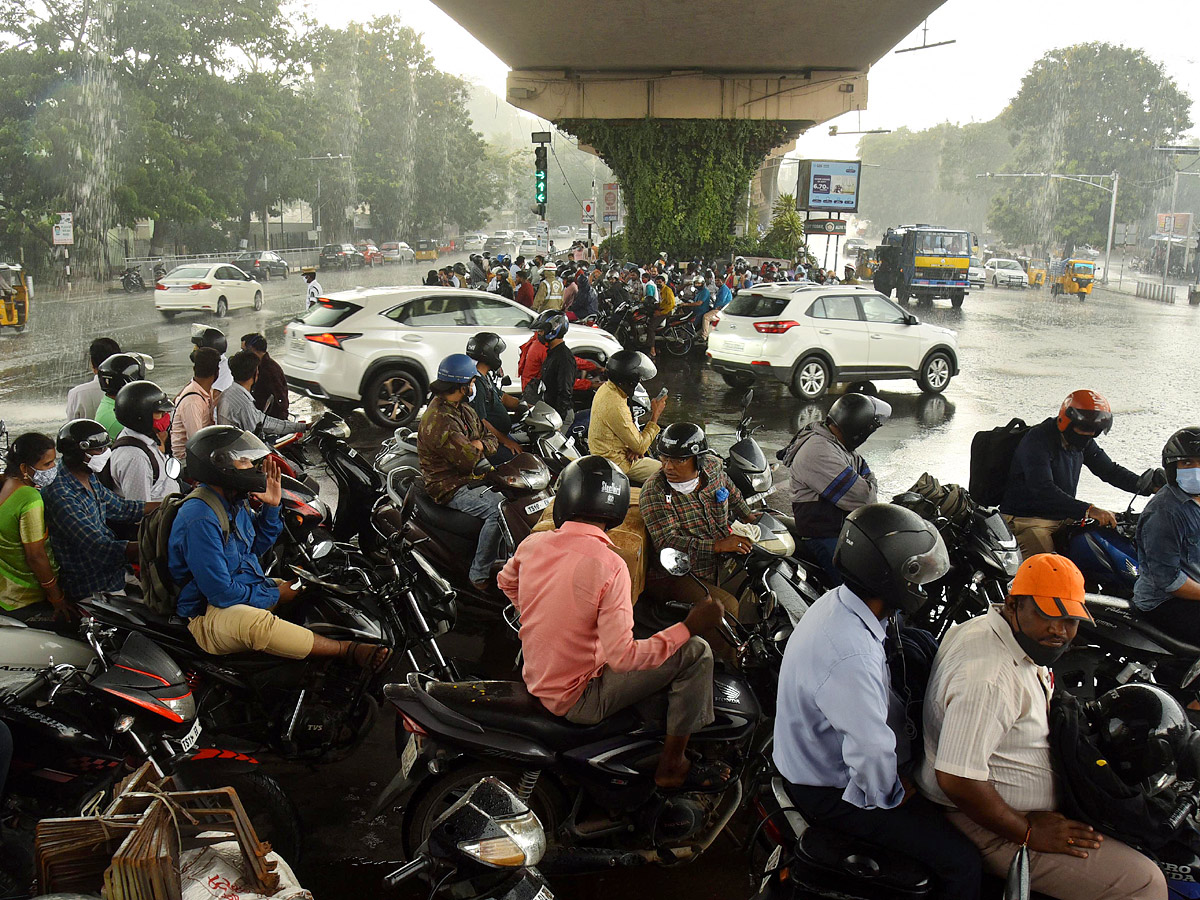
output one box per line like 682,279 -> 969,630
437,353 -> 477,384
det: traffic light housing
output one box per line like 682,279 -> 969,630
534,145 -> 548,215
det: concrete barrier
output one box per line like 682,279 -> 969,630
1135,280 -> 1177,303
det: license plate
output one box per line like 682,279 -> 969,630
723,340 -> 745,353
525,497 -> 550,516
400,733 -> 423,779
180,718 -> 202,753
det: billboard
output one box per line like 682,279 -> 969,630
795,160 -> 861,213
1157,212 -> 1193,235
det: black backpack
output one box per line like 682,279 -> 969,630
968,418 -> 1029,507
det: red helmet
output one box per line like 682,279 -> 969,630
1057,389 -> 1113,435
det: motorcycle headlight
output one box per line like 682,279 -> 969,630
750,472 -> 772,492
458,810 -> 545,868
996,549 -> 1022,578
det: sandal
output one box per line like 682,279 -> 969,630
343,642 -> 393,675
657,760 -> 734,793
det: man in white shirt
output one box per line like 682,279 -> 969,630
302,266 -> 322,309
918,554 -> 1166,900
66,337 -> 120,420
109,381 -> 180,502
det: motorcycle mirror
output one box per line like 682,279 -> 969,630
473,457 -> 495,476
501,375 -> 513,387
164,457 -> 181,481
659,547 -> 692,577
741,388 -> 754,408
312,540 -> 334,560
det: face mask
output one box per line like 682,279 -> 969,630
153,414 -> 171,433
1012,613 -> 1071,666
86,449 -> 112,473
1064,428 -> 1093,449
467,382 -> 477,402
1177,468 -> 1200,495
669,475 -> 701,495
29,467 -> 57,489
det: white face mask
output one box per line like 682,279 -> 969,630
670,475 -> 701,495
467,382 -> 477,402
86,448 -> 112,473
30,466 -> 58,489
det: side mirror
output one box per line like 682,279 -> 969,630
659,547 -> 692,576
164,457 -> 182,481
741,389 -> 754,407
312,540 -> 334,560
501,375 -> 513,387
906,314 -> 920,326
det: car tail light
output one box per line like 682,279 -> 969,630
751,360 -> 772,366
155,283 -> 167,290
710,315 -> 720,328
753,320 -> 800,334
304,332 -> 361,349
253,260 -> 260,267
189,282 -> 212,291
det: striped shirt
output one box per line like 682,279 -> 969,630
917,607 -> 1057,813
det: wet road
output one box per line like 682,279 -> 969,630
3,275 -> 1196,898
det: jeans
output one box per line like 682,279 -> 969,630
448,482 -> 504,583
784,782 -> 982,900
798,537 -> 843,585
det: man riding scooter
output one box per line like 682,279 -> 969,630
466,332 -> 522,463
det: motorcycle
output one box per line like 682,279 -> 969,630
723,390 -> 775,508
0,617 -> 300,866
383,776 -> 554,899
508,401 -> 582,476
76,552 -> 398,765
121,266 -> 146,293
600,298 -> 653,351
1055,479 -> 1150,599
657,307 -> 697,357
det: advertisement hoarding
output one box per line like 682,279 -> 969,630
795,160 -> 861,213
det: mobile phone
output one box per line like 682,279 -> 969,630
656,388 -> 669,400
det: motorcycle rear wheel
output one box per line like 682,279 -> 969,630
665,329 -> 693,356
402,761 -> 564,861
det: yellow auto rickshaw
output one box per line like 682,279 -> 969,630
1049,258 -> 1095,298
1026,258 -> 1048,288
414,239 -> 439,262
854,247 -> 878,280
0,264 -> 30,332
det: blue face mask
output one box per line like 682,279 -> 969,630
1177,467 -> 1200,495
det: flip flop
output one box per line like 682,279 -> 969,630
344,642 -> 393,675
658,760 -> 735,794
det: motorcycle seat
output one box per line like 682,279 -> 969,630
424,680 -> 641,751
411,482 -> 484,540
794,826 -> 932,896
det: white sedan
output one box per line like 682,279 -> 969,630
155,263 -> 263,319
984,258 -> 1029,289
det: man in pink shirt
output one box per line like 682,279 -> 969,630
498,456 -> 726,790
171,347 -> 219,461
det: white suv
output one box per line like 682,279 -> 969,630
706,285 -> 959,400
281,286 -> 622,427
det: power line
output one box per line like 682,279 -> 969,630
548,141 -> 584,209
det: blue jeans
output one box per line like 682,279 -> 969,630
447,483 -> 504,583
798,537 -> 843,585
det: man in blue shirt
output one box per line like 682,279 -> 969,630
774,503 -> 981,900
701,279 -> 733,340
1133,427 -> 1200,644
681,276 -> 711,329
44,419 -> 149,604
171,425 -> 388,669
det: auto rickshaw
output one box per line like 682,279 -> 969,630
0,264 -> 30,332
854,247 -> 877,280
1049,258 -> 1095,299
1026,257 -> 1048,288
414,239 -> 439,262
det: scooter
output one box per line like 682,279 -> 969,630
723,389 -> 775,507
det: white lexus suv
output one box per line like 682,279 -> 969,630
281,286 -> 622,427
706,285 -> 959,401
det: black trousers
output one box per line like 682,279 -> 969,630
1142,596 -> 1200,646
784,781 -> 982,900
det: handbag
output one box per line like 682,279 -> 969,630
1004,829 -> 1031,900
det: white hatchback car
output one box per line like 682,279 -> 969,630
154,263 -> 263,319
984,258 -> 1029,289
281,286 -> 623,427
706,285 -> 959,401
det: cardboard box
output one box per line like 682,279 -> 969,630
532,487 -> 649,602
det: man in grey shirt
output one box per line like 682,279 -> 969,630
215,351 -> 304,439
66,337 -> 121,421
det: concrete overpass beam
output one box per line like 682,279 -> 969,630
506,70 -> 868,125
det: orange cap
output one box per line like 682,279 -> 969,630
1010,553 -> 1091,622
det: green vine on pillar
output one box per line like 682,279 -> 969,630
558,118 -> 789,261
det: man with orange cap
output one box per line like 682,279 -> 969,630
917,554 -> 1167,900
1000,390 -> 1161,559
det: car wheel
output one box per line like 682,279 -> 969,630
159,310 -> 177,320
722,372 -> 755,389
253,291 -> 263,311
790,356 -> 830,400
365,368 -> 424,428
918,351 -> 952,394
281,267 -> 288,279
216,297 -> 228,318
950,290 -> 965,308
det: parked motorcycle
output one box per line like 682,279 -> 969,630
508,401 -> 582,476
383,776 -> 553,899
121,266 -> 146,293
723,390 -> 774,507
0,617 -> 300,866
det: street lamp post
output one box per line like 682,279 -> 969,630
299,154 -> 352,242
976,171 -> 1120,284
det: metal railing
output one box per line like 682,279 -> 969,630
122,247 -> 324,277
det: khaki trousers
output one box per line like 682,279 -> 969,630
188,604 -> 315,659
1003,515 -> 1074,559
947,810 -> 1167,900
626,457 -> 662,485
566,636 -> 714,737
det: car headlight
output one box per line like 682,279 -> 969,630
458,810 -> 546,868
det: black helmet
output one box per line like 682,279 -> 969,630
191,325 -> 228,356
114,380 -> 173,436
606,349 -> 656,394
1090,684 -> 1190,790
466,332 -> 507,370
186,425 -> 271,493
533,311 -> 568,344
57,418 -> 111,466
833,503 -> 949,614
97,353 -> 147,395
658,423 -> 708,459
827,393 -> 890,451
553,456 -> 630,529
453,262 -> 467,276
1162,427 -> 1200,488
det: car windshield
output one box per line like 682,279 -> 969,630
168,266 -> 211,280
1073,263 -> 1095,273
996,260 -> 1021,270
724,293 -> 790,317
970,257 -> 982,267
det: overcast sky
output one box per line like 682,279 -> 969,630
310,0 -> 1199,160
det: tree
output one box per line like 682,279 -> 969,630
988,43 -> 1192,252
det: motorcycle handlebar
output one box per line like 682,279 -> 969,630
6,671 -> 48,706
1167,796 -> 1197,832
383,856 -> 429,889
